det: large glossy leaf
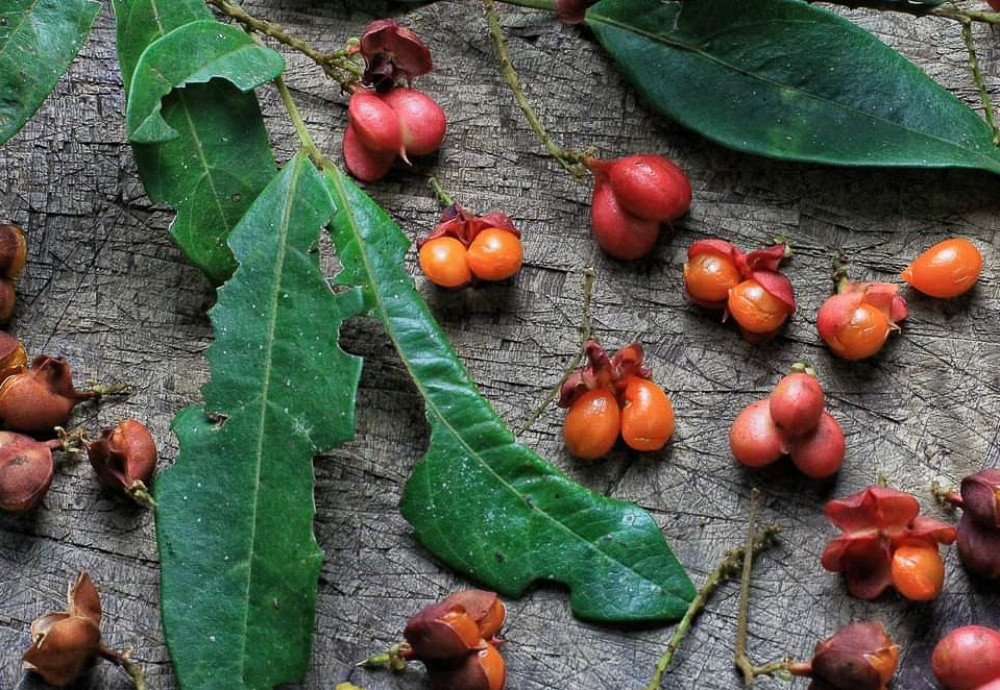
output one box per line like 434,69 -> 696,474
126,21 -> 283,143
113,0 -> 276,283
158,154 -> 365,690
587,0 -> 1000,173
324,166 -> 695,623
0,0 -> 100,146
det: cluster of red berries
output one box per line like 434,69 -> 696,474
557,341 -> 674,460
821,486 -> 957,601
398,590 -> 507,690
418,204 -> 523,288
584,155 -> 691,261
730,365 -> 844,479
0,332 -> 156,512
343,21 -> 446,182
684,239 -> 795,343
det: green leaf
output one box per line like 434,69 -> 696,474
323,166 -> 695,623
126,21 -> 284,144
587,0 -> 1000,173
157,153 -> 365,690
113,0 -> 276,283
0,0 -> 100,146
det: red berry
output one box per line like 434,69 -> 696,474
382,87 -> 447,157
606,155 -> 691,222
347,90 -> 402,153
769,372 -> 824,438
932,626 -> 1000,690
343,125 -> 396,182
730,400 -> 784,468
788,411 -> 845,479
590,177 -> 659,260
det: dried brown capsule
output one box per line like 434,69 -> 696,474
807,621 -> 899,690
23,573 -> 103,687
0,221 -> 27,281
0,355 -> 96,434
960,468 -> 1000,529
404,600 -> 485,661
86,419 -> 157,506
0,432 -> 60,513
951,468 -> 1000,579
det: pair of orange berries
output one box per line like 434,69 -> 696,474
558,343 -> 674,460
418,206 -> 524,288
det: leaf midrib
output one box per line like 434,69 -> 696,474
326,170 -> 684,610
588,10 -> 1000,170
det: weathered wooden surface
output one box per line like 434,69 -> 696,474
0,1 -> 998,688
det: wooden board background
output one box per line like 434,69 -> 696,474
0,1 -> 998,688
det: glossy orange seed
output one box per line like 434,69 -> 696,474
467,228 -> 523,282
891,543 -> 945,601
418,237 -> 471,288
477,645 -> 507,690
563,388 -> 620,461
683,252 -> 741,305
727,279 -> 790,334
901,238 -> 983,298
826,303 -> 890,360
620,377 -> 675,452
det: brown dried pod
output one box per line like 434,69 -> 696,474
0,331 -> 27,383
807,621 -> 899,690
0,431 -> 61,513
426,646 -> 506,690
0,221 -> 27,281
23,572 -> 103,687
86,419 -> 157,506
0,355 -> 97,434
960,468 -> 1000,529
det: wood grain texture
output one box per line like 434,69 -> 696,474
0,1 -> 998,688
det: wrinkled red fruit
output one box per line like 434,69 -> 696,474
584,155 -> 691,260
807,621 -> 900,690
0,355 -> 95,434
87,419 -> 157,503
0,432 -> 58,513
730,400 -> 785,468
789,412 -> 845,480
769,372 -> 824,438
23,573 -> 104,687
821,486 -> 956,600
932,626 -> 1000,690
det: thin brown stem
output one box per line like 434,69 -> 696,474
99,647 -> 148,690
644,522 -> 782,690
960,20 -> 1000,144
515,268 -> 595,436
206,0 -> 361,89
483,0 -> 589,180
734,489 -> 763,685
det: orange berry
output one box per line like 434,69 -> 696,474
563,388 -> 620,461
620,377 -> 674,452
901,238 -> 983,298
891,543 -> 945,601
683,251 -> 741,305
467,228 -> 523,281
418,237 -> 471,288
477,645 -> 507,690
727,279 -> 790,334
826,303 -> 890,361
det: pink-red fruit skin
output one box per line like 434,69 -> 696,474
789,412 -> 845,479
0,432 -> 54,513
730,400 -> 785,468
769,372 -> 824,438
381,87 -> 447,156
932,626 -> 1000,690
343,125 -> 395,183
607,155 -> 692,222
348,90 -> 403,153
590,179 -> 659,261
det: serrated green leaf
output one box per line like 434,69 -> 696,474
157,153 -> 364,690
113,0 -> 276,283
323,166 -> 695,623
587,0 -> 1000,173
0,0 -> 100,146
126,21 -> 284,144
